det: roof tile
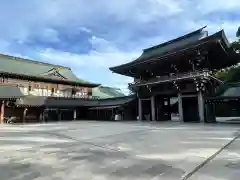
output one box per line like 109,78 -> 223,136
0,54 -> 95,86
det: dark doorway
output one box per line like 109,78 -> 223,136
156,96 -> 171,121
44,109 -> 58,122
142,99 -> 151,121
182,96 -> 200,122
61,109 -> 74,121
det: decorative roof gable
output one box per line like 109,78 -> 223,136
0,53 -> 100,87
41,67 -> 67,80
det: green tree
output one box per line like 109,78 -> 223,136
232,26 -> 240,52
216,65 -> 240,82
215,25 -> 240,82
232,41 -> 240,52
236,26 -> 240,39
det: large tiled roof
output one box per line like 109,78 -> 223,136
207,83 -> 240,101
15,95 -> 136,107
110,27 -> 239,77
0,54 -> 99,87
110,27 -> 208,70
222,86 -> 240,97
92,86 -> 125,99
136,26 -> 208,63
89,95 -> 136,109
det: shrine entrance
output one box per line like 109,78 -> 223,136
141,98 -> 151,121
182,96 -> 200,122
110,27 -> 239,123
138,96 -> 171,121
155,96 -> 171,121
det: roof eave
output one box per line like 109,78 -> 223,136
110,30 -> 228,74
82,83 -> 101,88
0,72 -> 100,87
143,26 -> 207,52
109,63 -> 133,73
110,26 -> 209,72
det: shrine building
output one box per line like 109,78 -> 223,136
110,27 -> 239,123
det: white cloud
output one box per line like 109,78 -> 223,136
41,28 -> 60,43
0,0 -> 240,91
183,20 -> 240,41
0,40 -> 10,53
208,21 -> 240,41
38,35 -> 141,90
106,0 -> 184,23
0,0 -> 239,42
79,27 -> 92,33
197,0 -> 240,14
39,47 -> 137,90
40,35 -> 140,69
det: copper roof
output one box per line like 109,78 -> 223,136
0,53 -> 100,87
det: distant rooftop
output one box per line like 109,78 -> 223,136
0,53 -> 99,87
92,86 -> 125,99
0,53 -> 70,69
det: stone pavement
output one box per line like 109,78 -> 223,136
0,121 -> 239,180
189,132 -> 240,180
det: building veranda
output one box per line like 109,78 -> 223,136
110,27 -> 240,123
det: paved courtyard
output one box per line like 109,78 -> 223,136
0,121 -> 239,180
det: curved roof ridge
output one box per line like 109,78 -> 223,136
143,26 -> 207,53
99,85 -> 120,89
0,53 -> 70,69
110,29 -> 228,72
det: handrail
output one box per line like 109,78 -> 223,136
129,70 -> 210,87
208,75 -> 224,84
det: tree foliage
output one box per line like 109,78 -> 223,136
232,26 -> 240,52
237,26 -> 240,39
232,41 -> 240,52
214,65 -> 240,97
216,65 -> 240,82
216,26 -> 240,83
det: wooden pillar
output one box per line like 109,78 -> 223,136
58,109 -> 61,121
23,108 -> 28,124
151,96 -> 156,121
73,109 -> 77,120
111,108 -> 114,121
96,109 -> 99,120
168,97 -> 171,120
39,111 -> 43,123
178,93 -> 183,122
0,100 -> 5,124
42,109 -> 46,123
138,98 -> 143,121
205,103 -> 216,123
198,91 -> 205,123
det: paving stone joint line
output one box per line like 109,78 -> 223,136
181,130 -> 240,180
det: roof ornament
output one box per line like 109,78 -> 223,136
41,67 -> 67,79
173,81 -> 180,91
197,49 -> 201,56
146,85 -> 152,92
171,64 -> 179,73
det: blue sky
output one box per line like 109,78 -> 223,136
0,0 -> 240,93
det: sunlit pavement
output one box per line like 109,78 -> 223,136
0,121 -> 239,180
